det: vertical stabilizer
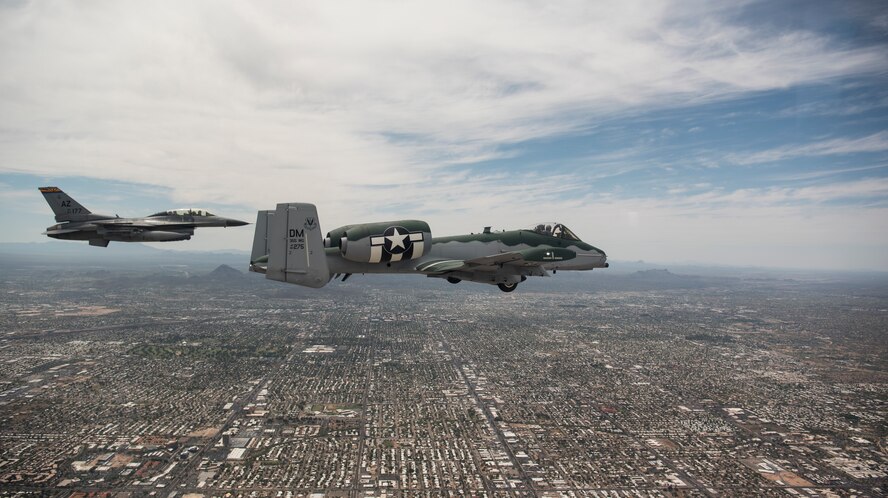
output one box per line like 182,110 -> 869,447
265,203 -> 330,288
250,210 -> 274,270
38,187 -> 96,222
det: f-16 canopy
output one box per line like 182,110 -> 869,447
149,208 -> 216,217
526,223 -> 581,241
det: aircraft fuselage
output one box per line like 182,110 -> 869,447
326,230 -> 607,275
250,203 -> 608,291
39,187 -> 248,246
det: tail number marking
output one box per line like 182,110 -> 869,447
288,228 -> 305,251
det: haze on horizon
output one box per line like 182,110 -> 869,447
1,0 -> 887,271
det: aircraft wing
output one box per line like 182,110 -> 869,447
417,247 -> 577,276
465,252 -> 526,267
95,221 -> 191,230
94,222 -> 195,234
43,227 -> 84,235
415,259 -> 468,274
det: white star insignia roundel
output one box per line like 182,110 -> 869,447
385,227 -> 408,252
369,226 -> 425,263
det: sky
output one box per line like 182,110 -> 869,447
1,0 -> 887,270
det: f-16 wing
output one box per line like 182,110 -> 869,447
42,227 -> 84,235
91,222 -> 193,236
96,221 -> 196,230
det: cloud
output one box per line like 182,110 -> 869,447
727,131 -> 888,165
775,95 -> 888,118
1,1 -> 887,269
770,163 -> 888,182
675,177 -> 888,207
1,0 -> 886,209
566,179 -> 888,270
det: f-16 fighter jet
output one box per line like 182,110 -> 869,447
249,203 -> 607,292
38,187 -> 248,247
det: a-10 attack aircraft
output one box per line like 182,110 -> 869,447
249,203 -> 608,292
38,187 -> 249,247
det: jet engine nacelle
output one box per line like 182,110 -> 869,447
108,230 -> 193,242
326,220 -> 431,264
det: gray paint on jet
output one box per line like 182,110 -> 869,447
250,203 -> 608,292
38,187 -> 248,247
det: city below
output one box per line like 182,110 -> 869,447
0,244 -> 885,497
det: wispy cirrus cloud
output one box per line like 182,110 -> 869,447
678,177 -> 888,206
1,1 -> 887,269
1,0 -> 886,209
726,132 -> 888,165
769,163 -> 888,182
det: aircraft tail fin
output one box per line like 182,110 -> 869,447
38,186 -> 95,222
256,203 -> 330,288
249,210 -> 274,273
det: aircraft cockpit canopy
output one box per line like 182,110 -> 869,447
150,208 -> 216,217
527,222 -> 581,241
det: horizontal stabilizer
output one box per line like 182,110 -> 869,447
250,210 -> 274,271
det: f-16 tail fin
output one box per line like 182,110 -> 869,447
252,203 -> 330,288
38,187 -> 95,222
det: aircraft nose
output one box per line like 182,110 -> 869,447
225,218 -> 250,227
593,248 -> 608,268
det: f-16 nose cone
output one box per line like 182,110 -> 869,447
226,218 -> 249,227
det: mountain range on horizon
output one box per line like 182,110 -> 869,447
1,242 -> 886,284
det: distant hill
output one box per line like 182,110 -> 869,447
0,241 -> 248,272
617,268 -> 724,289
627,268 -> 682,279
542,268 -> 734,292
2,243 -> 885,296
0,241 -> 164,255
206,264 -> 244,280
